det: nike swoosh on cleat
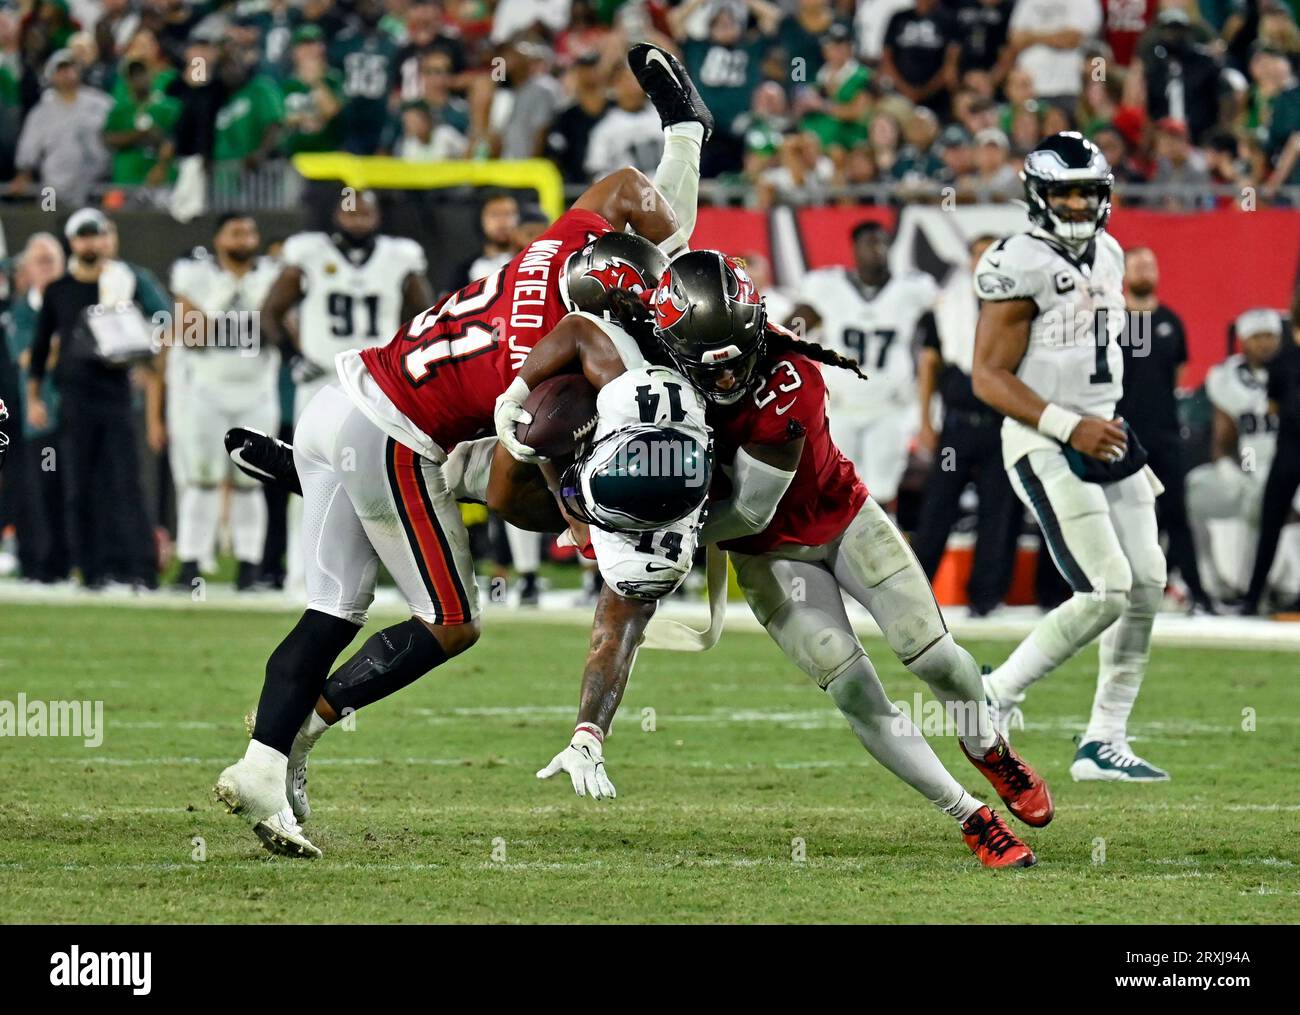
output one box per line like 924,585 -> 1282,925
645,49 -> 683,89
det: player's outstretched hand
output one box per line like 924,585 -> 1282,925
537,725 -> 616,800
494,377 -> 547,463
1069,416 -> 1128,463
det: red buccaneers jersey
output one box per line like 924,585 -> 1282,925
358,209 -> 613,449
709,348 -> 867,555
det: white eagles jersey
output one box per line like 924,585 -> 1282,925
577,312 -> 710,601
282,232 -> 427,369
1206,353 -> 1279,475
168,252 -> 281,393
974,229 -> 1127,466
798,268 -> 937,420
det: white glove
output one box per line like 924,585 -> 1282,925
536,724 -> 616,800
494,376 -> 546,463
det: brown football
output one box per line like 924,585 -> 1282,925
516,374 -> 600,459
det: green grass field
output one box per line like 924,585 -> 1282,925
1,601 -> 1297,923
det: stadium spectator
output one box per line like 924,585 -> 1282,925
913,233 -> 1021,616
799,22 -> 871,154
1093,124 -> 1147,184
767,0 -> 832,82
1129,7 -> 1223,143
544,50 -> 607,182
671,0 -> 780,175
1151,117 -> 1214,207
5,232 -> 69,584
452,191 -> 519,292
9,47 -> 111,206
755,128 -> 833,207
1102,0 -> 1159,68
418,47 -> 471,135
961,127 -> 1018,198
26,208 -> 168,591
498,41 -> 564,160
855,0 -> 915,64
162,30 -> 225,168
396,0 -> 469,103
889,105 -> 944,181
953,0 -> 1014,84
491,0 -> 574,44
93,0 -> 142,67
585,61 -> 663,179
211,43 -> 284,181
1007,0 -> 1101,109
1115,246 -> 1211,613
103,56 -> 179,187
280,26 -> 345,156
330,0 -> 399,155
880,0 -> 960,117
111,28 -> 175,104
395,99 -> 468,160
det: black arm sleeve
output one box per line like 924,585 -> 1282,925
28,288 -> 57,382
918,310 -> 940,354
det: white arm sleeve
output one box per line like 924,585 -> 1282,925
700,446 -> 797,545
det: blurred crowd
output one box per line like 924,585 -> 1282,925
2,1 -> 1300,209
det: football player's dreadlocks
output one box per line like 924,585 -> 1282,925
607,287 -> 869,382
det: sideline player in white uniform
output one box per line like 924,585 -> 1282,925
260,190 -> 434,591
168,213 -> 281,591
972,133 -> 1170,782
789,221 -> 936,506
1187,308 -> 1300,602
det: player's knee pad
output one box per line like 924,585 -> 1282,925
322,618 -> 451,716
904,632 -> 977,699
767,599 -> 866,690
1125,582 -> 1162,622
1078,587 -> 1130,630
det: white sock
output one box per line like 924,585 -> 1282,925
506,523 -> 540,574
177,486 -> 220,565
1083,585 -> 1158,744
289,709 -> 330,766
826,659 -> 976,818
245,737 -> 288,779
941,790 -> 984,825
230,487 -> 267,563
654,123 -> 703,256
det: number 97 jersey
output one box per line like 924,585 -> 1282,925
588,363 -> 711,602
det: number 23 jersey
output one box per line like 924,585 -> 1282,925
709,348 -> 867,555
974,229 -> 1126,466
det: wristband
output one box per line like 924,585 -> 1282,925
1037,403 -> 1083,444
574,722 -> 604,743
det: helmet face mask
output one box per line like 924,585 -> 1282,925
560,424 -> 712,532
1022,132 -> 1114,247
651,250 -> 768,406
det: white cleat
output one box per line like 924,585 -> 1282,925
1070,739 -> 1170,782
214,757 -> 321,858
253,806 -> 322,859
245,709 -> 311,823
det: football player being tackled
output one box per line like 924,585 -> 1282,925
972,133 -> 1169,783
216,44 -> 715,857
501,251 -> 1055,869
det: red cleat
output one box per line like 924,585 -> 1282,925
962,734 -> 1055,827
961,806 -> 1037,869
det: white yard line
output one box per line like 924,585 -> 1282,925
4,580 -> 1300,650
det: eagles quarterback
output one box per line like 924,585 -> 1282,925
972,132 -> 1170,783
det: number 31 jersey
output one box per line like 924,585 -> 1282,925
347,209 -> 613,457
974,229 -> 1126,466
798,268 -> 936,421
283,232 -> 428,369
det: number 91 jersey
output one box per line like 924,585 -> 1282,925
974,230 -> 1127,463
283,232 -> 428,368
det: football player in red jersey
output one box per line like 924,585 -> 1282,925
502,251 -> 1055,869
214,42 -> 716,858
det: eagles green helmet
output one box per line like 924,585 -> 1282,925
560,423 -> 712,533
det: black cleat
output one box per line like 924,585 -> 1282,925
174,560 -> 201,590
627,43 -> 713,142
226,427 -> 302,497
235,560 -> 261,592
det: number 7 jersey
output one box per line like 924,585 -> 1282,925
973,229 -> 1127,467
346,209 -> 613,456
